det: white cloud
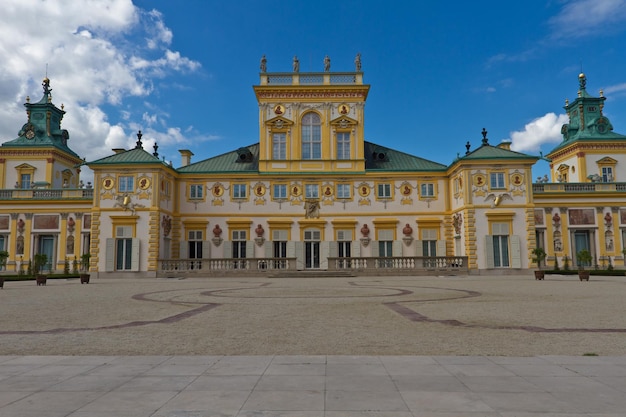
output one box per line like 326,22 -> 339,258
509,113 -> 569,153
549,0 -> 626,39
0,0 -> 201,181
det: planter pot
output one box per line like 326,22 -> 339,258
36,275 -> 47,286
534,270 -> 545,280
578,271 -> 590,281
80,274 -> 90,284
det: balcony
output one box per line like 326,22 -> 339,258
260,72 -> 363,86
532,182 -> 626,193
0,188 -> 94,200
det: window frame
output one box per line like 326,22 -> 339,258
336,132 -> 351,160
489,172 -> 506,190
301,112 -> 322,160
305,183 -> 319,199
272,132 -> 287,160
273,183 -> 288,200
118,175 -> 135,193
376,183 -> 392,199
420,183 -> 435,198
232,183 -> 248,200
189,184 -> 204,200
336,183 -> 351,199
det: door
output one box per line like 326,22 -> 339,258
38,235 -> 55,272
574,231 -> 591,267
304,230 -> 320,269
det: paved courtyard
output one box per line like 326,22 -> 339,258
1,274 -> 625,415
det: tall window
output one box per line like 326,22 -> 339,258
492,223 -> 510,267
422,229 -> 437,256
337,230 -> 352,269
301,113 -> 321,160
490,172 -> 505,189
115,226 -> 133,270
119,176 -> 134,192
232,230 -> 246,257
336,132 -> 350,159
272,133 -> 286,160
20,173 -> 32,189
273,230 -> 288,269
188,230 -> 203,269
378,229 -> 394,267
304,229 -> 320,269
602,166 -> 614,182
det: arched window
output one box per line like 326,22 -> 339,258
301,113 -> 321,159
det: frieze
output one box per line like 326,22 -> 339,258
258,92 -> 366,99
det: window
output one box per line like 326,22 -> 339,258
304,229 -> 321,269
492,223 -> 509,267
301,113 -> 321,160
337,230 -> 352,266
602,166 -> 614,182
336,132 -> 350,159
20,173 -> 32,189
115,226 -> 133,270
273,184 -> 287,200
377,229 -> 394,267
272,133 -> 286,160
189,184 -> 203,199
422,229 -> 438,257
232,230 -> 246,258
420,183 -> 435,197
490,172 -> 505,189
233,183 -> 247,199
305,184 -> 319,199
188,230 -> 203,269
377,183 -> 392,198
119,176 -> 134,192
337,184 -> 351,199
272,230 -> 288,269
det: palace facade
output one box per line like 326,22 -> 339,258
1,66 -> 625,277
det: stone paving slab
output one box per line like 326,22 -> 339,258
0,355 -> 624,416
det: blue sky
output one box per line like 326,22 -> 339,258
2,0 -> 626,182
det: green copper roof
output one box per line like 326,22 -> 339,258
363,141 -> 446,171
177,144 -> 260,173
88,148 -> 166,166
457,144 -> 537,161
549,73 -> 626,154
177,141 -> 447,174
1,79 -> 80,159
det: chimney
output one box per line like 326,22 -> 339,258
112,148 -> 126,154
179,149 -> 194,167
497,140 -> 512,150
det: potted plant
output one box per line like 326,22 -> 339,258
531,247 -> 547,280
576,249 -> 592,281
80,253 -> 91,284
0,250 -> 7,289
33,253 -> 48,286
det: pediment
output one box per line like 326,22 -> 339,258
596,156 -> 617,164
556,164 -> 569,172
265,116 -> 293,129
330,115 -> 358,129
15,163 -> 36,170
